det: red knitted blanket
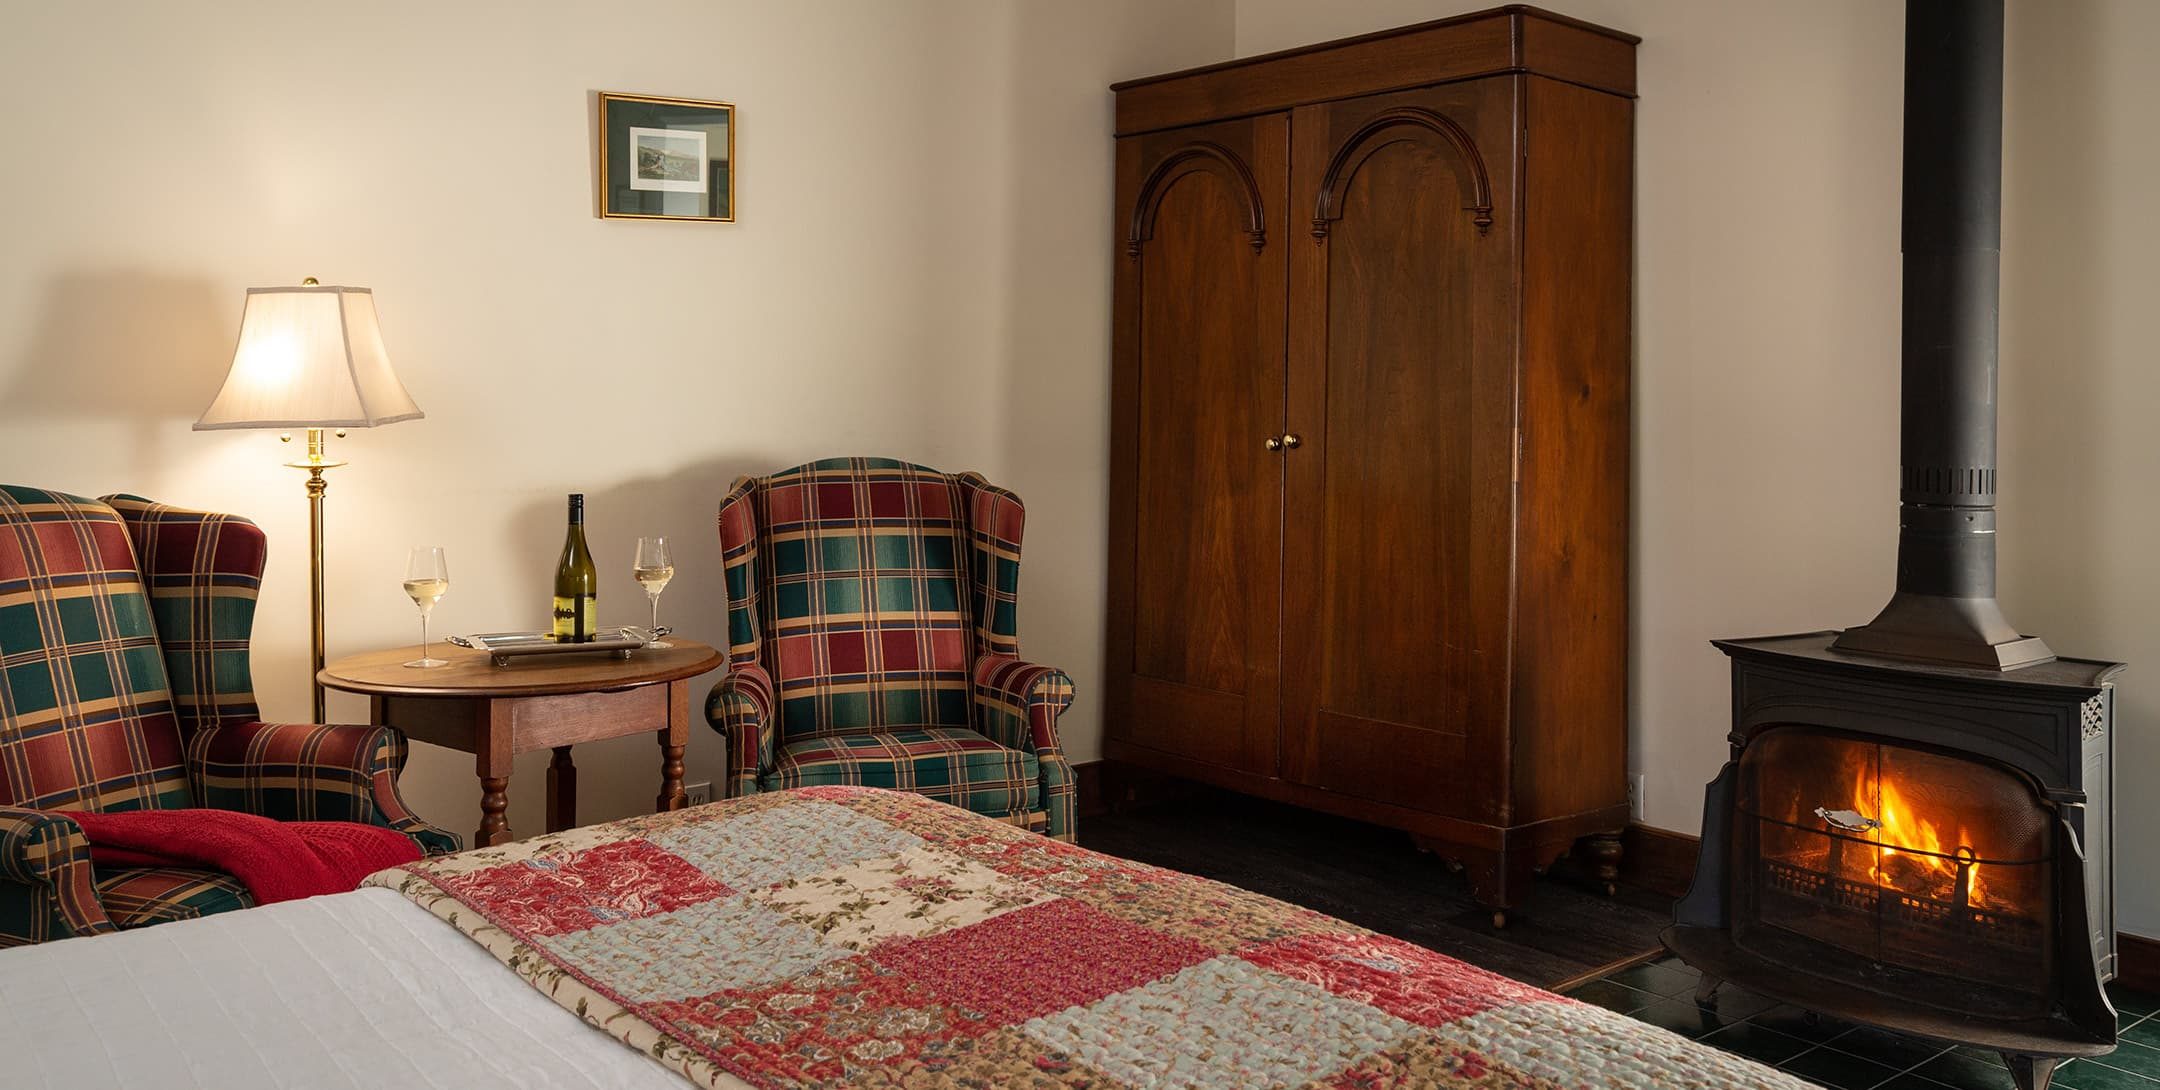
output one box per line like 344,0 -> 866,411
72,809 -> 420,904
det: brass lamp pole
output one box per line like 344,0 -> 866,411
196,278 -> 422,722
284,426 -> 347,720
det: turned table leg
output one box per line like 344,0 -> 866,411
547,746 -> 577,833
476,701 -> 514,847
478,777 -> 511,847
657,679 -> 689,812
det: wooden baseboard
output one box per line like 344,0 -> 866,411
1072,758 -> 1205,820
1621,821 -> 1701,900
2118,933 -> 2160,992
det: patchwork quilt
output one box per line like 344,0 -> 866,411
367,786 -> 1805,1089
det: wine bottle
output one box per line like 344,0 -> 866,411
552,493 -> 598,642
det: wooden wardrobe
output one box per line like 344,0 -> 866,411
1103,6 -> 1636,922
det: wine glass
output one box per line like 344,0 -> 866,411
402,546 -> 449,668
633,536 -> 674,649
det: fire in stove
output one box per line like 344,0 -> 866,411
1817,760 -> 2010,914
1736,728 -> 2052,993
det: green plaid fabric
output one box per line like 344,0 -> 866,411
93,864 -> 252,929
974,654 -> 1077,841
707,661 -> 774,802
709,459 -> 1077,839
188,721 -> 461,856
0,487 -> 457,946
101,496 -> 458,856
757,458 -> 974,741
958,473 -> 1025,658
104,496 -> 266,738
0,806 -> 114,946
765,727 -> 1041,826
0,486 -> 192,814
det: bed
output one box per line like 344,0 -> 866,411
1,786 -> 1805,1089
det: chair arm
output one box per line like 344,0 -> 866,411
706,663 -> 776,799
971,655 -> 1074,757
186,721 -> 460,855
0,807 -> 115,943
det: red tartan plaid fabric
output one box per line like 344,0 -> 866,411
972,654 -> 1075,838
0,487 -> 192,814
709,459 -> 1077,840
0,806 -> 114,943
757,459 -> 975,741
956,474 -> 1024,660
91,863 -> 252,929
766,726 -> 1040,827
186,720 -> 456,854
0,486 -> 457,946
104,496 -> 269,740
707,661 -> 774,802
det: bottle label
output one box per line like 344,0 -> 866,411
552,595 -> 599,642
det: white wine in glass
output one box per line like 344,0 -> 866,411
403,546 -> 449,668
633,536 -> 674,649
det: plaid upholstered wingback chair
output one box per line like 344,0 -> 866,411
0,486 -> 456,946
707,458 -> 1077,840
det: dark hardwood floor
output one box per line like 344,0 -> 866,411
1077,788 -> 1670,988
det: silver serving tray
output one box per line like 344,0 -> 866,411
448,626 -> 672,666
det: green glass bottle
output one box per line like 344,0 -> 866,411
552,493 -> 598,642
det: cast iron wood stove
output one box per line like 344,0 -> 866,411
1666,639 -> 2118,1089
1661,4 -> 2124,1088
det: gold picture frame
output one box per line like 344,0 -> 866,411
598,91 -> 735,223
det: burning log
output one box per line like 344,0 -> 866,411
1876,850 -> 1952,900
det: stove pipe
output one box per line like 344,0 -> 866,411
1831,0 -> 2053,670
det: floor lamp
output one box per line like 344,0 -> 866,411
195,279 -> 423,721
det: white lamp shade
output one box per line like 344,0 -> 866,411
195,285 -> 423,430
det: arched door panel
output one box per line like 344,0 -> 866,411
1106,115 -> 1289,776
1280,83 -> 1518,815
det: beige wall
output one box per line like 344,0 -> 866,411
1997,1 -> 2160,934
1236,0 -> 2160,931
0,1 -> 1233,840
9,0 -> 2156,934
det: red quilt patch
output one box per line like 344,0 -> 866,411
1238,931 -> 1549,1027
441,839 -> 731,936
873,897 -> 1214,1023
654,955 -> 993,1082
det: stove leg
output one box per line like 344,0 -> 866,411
2004,1055 -> 2057,1090
1694,974 -> 1723,1006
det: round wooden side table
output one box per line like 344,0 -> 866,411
320,638 -> 725,848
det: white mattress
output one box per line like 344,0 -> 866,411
0,887 -> 745,1090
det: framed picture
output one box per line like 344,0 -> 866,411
598,92 -> 734,222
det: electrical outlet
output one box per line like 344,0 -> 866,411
684,781 -> 713,808
1628,773 -> 1646,821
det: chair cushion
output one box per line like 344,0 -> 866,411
765,727 -> 1039,820
756,459 -> 975,741
0,486 -> 191,813
92,864 -> 252,929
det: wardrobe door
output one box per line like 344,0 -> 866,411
1279,82 -> 1518,815
1106,116 -> 1289,776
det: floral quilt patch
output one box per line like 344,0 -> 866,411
367,786 -> 1809,1089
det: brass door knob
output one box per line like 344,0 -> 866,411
1281,433 -> 1303,449
1265,436 -> 1283,451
